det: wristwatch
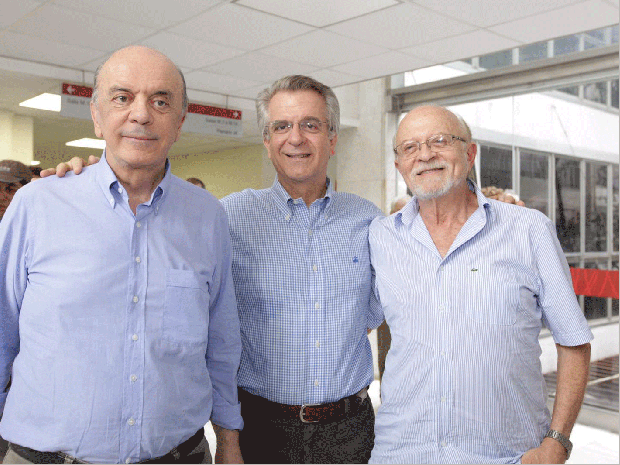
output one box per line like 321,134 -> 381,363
544,429 -> 572,460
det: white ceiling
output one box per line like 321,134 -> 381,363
0,0 -> 617,164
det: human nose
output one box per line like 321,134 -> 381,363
416,142 -> 435,161
286,122 -> 305,145
128,97 -> 153,125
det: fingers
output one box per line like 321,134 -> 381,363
87,155 -> 101,167
39,167 -> 57,178
70,156 -> 87,175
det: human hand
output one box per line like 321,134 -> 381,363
40,155 -> 100,178
521,438 -> 567,464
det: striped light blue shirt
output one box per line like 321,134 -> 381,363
368,182 -> 592,464
221,177 -> 384,405
0,153 -> 242,463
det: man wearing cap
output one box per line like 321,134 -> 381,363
0,160 -> 32,222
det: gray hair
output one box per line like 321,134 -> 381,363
256,75 -> 340,140
392,105 -> 472,153
91,53 -> 188,114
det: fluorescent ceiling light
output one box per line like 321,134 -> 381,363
30,160 -> 41,166
65,138 -> 106,149
19,93 -> 61,112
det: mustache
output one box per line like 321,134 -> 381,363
413,161 -> 447,175
121,131 -> 158,140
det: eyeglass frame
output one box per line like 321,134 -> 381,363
394,133 -> 468,158
265,118 -> 331,136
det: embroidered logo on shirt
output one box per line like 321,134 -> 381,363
471,268 -> 478,272
353,256 -> 359,263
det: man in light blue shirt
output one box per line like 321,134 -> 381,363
0,46 -> 243,464
369,105 -> 592,464
221,76 -> 383,463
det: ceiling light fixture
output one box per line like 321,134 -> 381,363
19,93 -> 61,112
65,138 -> 106,149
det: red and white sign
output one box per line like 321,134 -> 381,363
60,83 -> 93,120
183,103 -> 243,137
59,83 -> 243,137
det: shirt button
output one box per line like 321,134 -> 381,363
312,265 -> 318,272
285,214 -> 290,221
441,396 -> 446,403
136,222 -> 141,228
440,351 -> 446,357
308,230 -> 312,236
125,459 -> 131,464
314,302 -> 320,309
315,341 -> 320,348
117,187 -> 123,194
314,380 -> 319,386
109,198 -> 114,206
441,440 -> 447,447
127,418 -> 135,426
130,375 -> 137,382
439,305 -> 446,312
132,334 -> 138,341
133,296 -> 139,303
135,257 -> 141,263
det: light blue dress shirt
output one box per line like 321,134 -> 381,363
368,182 -> 593,464
0,153 -> 243,463
221,178 -> 383,405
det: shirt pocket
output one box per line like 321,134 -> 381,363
162,269 -> 210,345
464,264 -> 519,326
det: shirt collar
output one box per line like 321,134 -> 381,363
395,180 -> 491,228
96,150 -> 171,211
269,176 -> 333,211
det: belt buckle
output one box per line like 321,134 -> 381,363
299,403 -> 320,423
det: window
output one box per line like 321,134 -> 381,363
556,158 -> 580,253
553,35 -> 580,57
584,81 -> 608,105
479,49 -> 512,70
614,165 -> 619,252
612,79 -> 619,109
520,41 -> 548,63
480,145 -> 512,190
520,151 -> 549,215
585,163 -> 608,252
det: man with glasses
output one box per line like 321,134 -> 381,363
221,75 -> 382,463
368,105 -> 592,464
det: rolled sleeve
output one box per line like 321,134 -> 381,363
206,208 -> 243,430
534,217 -> 593,346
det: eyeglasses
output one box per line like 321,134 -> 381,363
267,119 -> 330,135
394,134 -> 467,158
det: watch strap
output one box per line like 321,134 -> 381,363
544,429 -> 572,460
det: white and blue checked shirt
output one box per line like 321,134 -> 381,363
221,178 -> 384,405
369,182 -> 592,464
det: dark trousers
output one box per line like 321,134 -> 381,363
0,435 -> 8,462
239,391 -> 375,464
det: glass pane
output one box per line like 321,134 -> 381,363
585,163 -> 608,252
480,145 -> 512,190
584,81 -> 607,104
520,41 -> 548,63
555,158 -> 580,252
520,151 -> 548,215
612,79 -> 619,109
612,25 -> 619,44
553,35 -> 580,56
614,165 -> 619,252
557,86 -> 579,97
584,28 -> 607,49
583,261 -> 609,320
479,49 -> 512,70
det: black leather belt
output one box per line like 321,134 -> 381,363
239,387 -> 369,424
9,427 -> 205,464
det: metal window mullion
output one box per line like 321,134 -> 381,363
550,154 -> 557,225
514,146 -> 520,195
580,159 -> 586,255
607,164 -> 614,318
